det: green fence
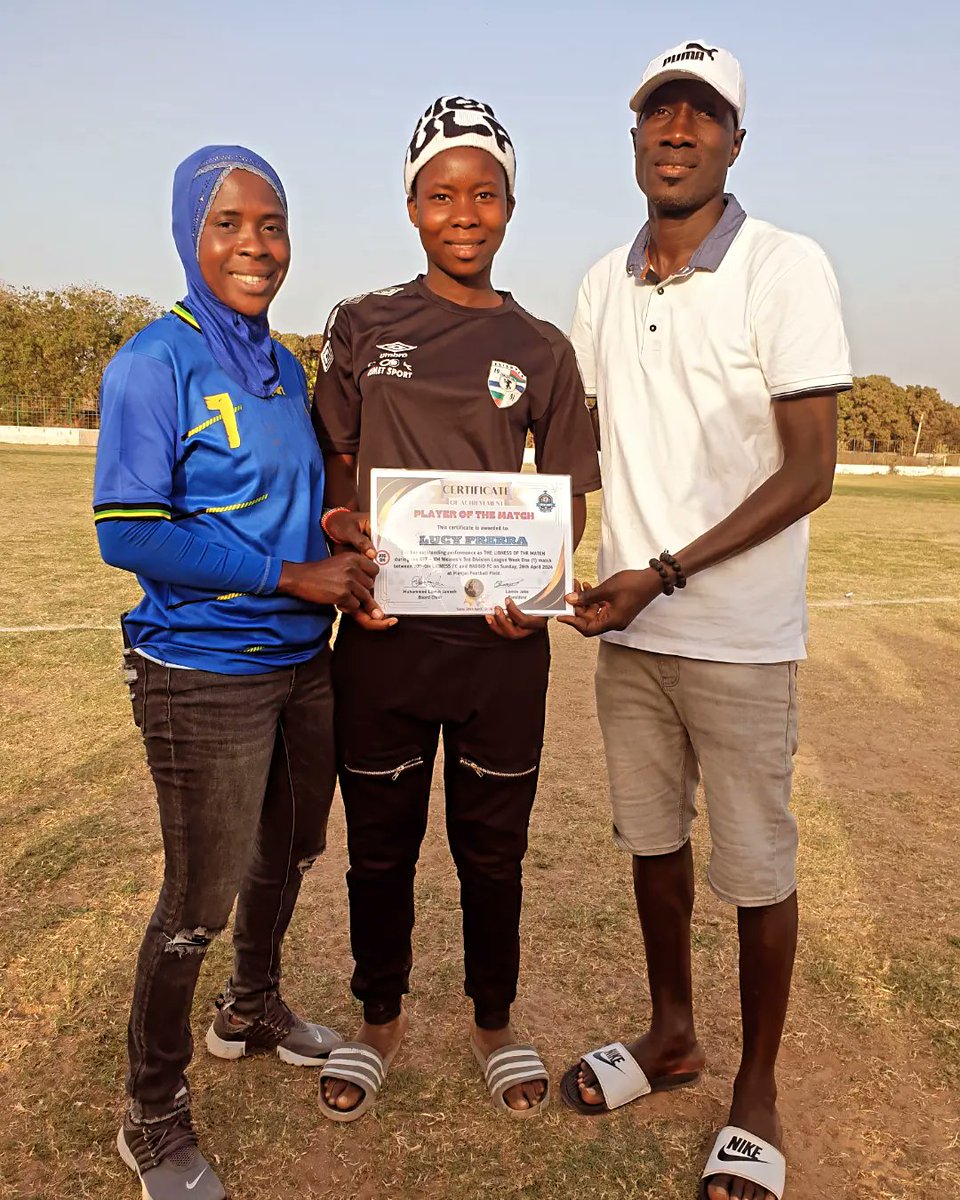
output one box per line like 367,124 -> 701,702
0,398 -> 99,429
840,437 -> 960,467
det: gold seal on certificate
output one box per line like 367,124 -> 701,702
370,469 -> 573,616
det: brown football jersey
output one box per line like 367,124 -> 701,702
313,276 -> 601,643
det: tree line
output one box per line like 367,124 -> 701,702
1,283 -> 958,453
838,375 -> 960,455
0,284 -> 326,422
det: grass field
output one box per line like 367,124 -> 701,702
1,446 -> 958,1199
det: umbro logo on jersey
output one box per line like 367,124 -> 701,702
488,360 -> 527,408
368,342 -> 417,379
717,1136 -> 767,1164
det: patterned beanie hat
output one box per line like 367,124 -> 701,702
404,96 -> 516,198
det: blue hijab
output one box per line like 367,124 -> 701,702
172,145 -> 287,399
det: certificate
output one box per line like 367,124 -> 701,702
370,469 -> 573,616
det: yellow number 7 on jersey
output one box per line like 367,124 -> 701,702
204,393 -> 241,449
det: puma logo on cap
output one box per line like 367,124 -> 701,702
663,43 -> 719,66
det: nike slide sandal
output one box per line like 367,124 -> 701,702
700,1126 -> 786,1199
559,1040 -> 700,1116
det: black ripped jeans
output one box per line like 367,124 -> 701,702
124,645 -> 335,1117
332,620 -> 550,1031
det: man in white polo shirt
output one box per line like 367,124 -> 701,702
558,40 -> 851,1200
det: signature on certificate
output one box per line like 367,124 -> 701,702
411,576 -> 444,593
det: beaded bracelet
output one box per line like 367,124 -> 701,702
649,558 -> 675,596
659,550 -> 687,589
321,506 -> 351,544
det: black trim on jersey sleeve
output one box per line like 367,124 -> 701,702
530,335 -> 602,496
93,500 -> 173,523
312,302 -> 361,455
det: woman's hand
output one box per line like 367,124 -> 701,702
350,607 -> 398,631
324,511 -> 399,630
324,509 -> 377,559
277,555 -> 379,613
486,598 -> 548,640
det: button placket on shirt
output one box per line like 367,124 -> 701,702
642,282 -> 663,353
639,266 -> 692,354
631,261 -> 684,354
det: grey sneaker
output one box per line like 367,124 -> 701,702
116,1088 -> 225,1199
205,988 -> 341,1067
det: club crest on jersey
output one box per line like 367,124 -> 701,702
487,360 -> 527,408
368,342 -> 416,379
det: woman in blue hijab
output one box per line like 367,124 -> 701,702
171,145 -> 289,397
94,146 -> 378,1200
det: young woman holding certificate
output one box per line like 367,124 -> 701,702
313,97 -> 600,1121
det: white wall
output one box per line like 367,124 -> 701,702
834,462 -> 888,476
0,426 -> 99,447
892,464 -> 960,477
834,462 -> 960,477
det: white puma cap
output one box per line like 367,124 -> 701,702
629,40 -> 746,124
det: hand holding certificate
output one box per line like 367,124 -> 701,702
370,469 -> 573,617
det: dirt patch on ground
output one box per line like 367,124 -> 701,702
798,610 -> 960,797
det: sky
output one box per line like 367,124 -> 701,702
2,0 -> 958,401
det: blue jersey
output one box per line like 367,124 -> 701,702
94,304 -> 332,673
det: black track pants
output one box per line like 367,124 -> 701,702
332,619 -> 550,1029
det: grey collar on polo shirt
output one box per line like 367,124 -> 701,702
626,193 -> 747,280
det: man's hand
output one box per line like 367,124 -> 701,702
324,509 -> 376,559
486,598 -> 548,640
277,555 -> 379,613
558,569 -> 662,637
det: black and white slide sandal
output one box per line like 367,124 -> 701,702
560,1040 -> 699,1115
700,1125 -> 786,1200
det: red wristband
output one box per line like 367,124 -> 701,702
321,506 -> 351,544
